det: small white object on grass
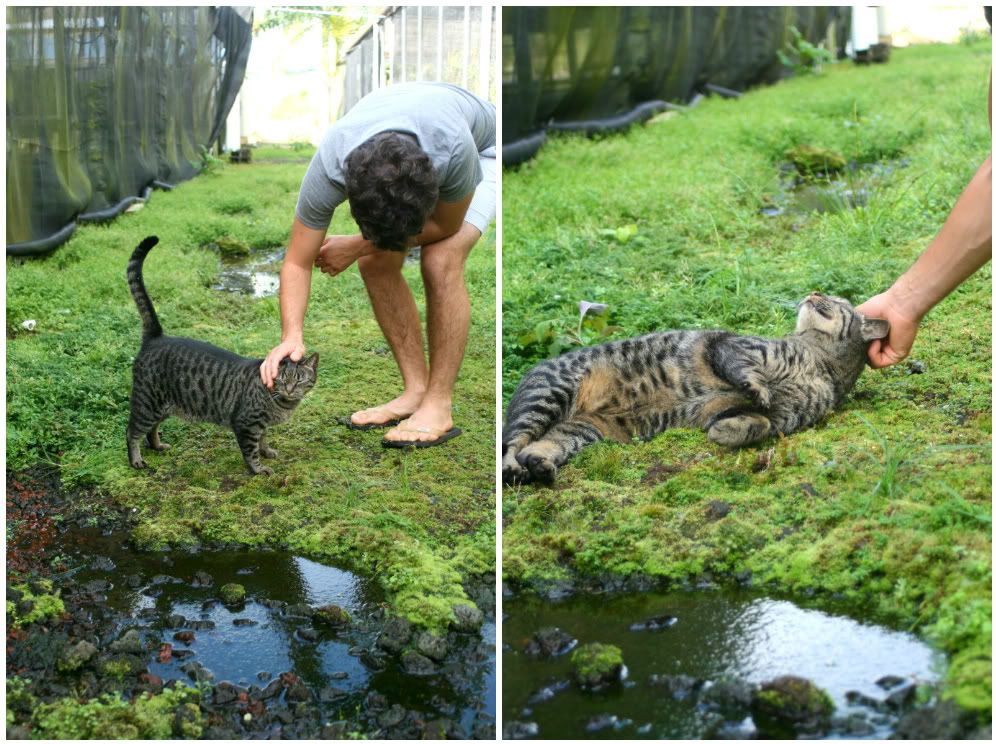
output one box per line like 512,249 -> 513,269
21,319 -> 37,331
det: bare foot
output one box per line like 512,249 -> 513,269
351,391 -> 423,427
383,401 -> 454,443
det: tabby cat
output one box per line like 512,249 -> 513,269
127,236 -> 318,475
503,293 -> 889,485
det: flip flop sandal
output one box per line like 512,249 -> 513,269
336,407 -> 407,431
382,425 -> 463,449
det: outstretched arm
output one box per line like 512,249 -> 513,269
261,217 -> 326,387
857,154 -> 992,368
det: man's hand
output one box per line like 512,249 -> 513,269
261,339 -> 305,388
315,235 -> 376,276
856,292 -> 920,369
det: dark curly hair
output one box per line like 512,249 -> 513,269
344,132 -> 439,251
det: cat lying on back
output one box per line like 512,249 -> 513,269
503,293 -> 889,485
127,236 -> 318,475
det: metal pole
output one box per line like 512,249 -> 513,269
416,6 -> 423,81
462,5 -> 470,89
436,5 -> 443,80
400,7 -> 407,83
477,4 -> 490,98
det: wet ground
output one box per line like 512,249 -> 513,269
503,587 -> 944,739
760,159 -> 909,218
213,246 -> 284,298
6,470 -> 495,739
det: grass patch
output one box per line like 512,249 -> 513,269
7,152 -> 496,632
502,41 -> 991,717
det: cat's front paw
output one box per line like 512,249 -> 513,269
249,465 -> 274,476
151,442 -> 171,452
130,457 -> 147,469
260,446 -> 279,459
518,452 -> 557,485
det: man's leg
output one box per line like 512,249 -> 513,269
383,222 -> 481,442
350,250 -> 428,425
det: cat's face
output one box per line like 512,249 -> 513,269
795,292 -> 889,344
274,353 -> 319,400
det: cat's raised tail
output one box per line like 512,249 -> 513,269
127,235 -> 163,340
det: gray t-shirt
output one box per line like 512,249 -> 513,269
295,82 -> 496,231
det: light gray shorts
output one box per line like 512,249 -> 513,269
464,145 -> 497,234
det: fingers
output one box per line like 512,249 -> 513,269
289,346 -> 304,362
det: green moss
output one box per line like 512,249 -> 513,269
219,583 -> 246,604
752,676 -> 835,727
785,144 -> 846,177
570,642 -> 624,688
31,687 -> 202,739
313,604 -> 351,627
8,581 -> 65,627
215,235 -> 250,257
503,40 -> 991,717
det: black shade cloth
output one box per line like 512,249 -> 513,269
6,6 -> 253,254
502,6 -> 849,163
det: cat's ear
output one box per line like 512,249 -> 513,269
303,353 -> 319,371
860,316 -> 890,341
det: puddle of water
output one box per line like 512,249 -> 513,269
761,159 -> 908,217
213,246 -> 285,298
503,588 -> 942,739
58,527 -> 494,731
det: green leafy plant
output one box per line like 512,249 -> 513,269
777,26 -> 834,76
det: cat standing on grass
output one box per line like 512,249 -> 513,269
127,236 -> 318,475
503,293 -> 889,485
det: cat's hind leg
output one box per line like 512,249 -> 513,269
516,418 -> 604,484
145,421 -> 171,452
127,408 -> 167,468
234,423 -> 272,476
706,412 -> 772,448
258,432 -> 279,460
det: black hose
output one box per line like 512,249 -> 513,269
501,130 -> 547,167
6,222 -> 78,257
547,99 -> 670,135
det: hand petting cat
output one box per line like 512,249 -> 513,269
314,234 -> 379,277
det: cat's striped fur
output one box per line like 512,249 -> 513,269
127,236 -> 318,475
503,294 -> 889,485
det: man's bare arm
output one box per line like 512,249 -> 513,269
261,217 -> 327,387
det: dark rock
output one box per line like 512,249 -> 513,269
649,673 -> 701,701
378,704 -> 406,728
906,360 -> 926,374
364,691 -> 388,712
377,616 -> 412,653
296,627 -> 318,642
524,627 -> 576,657
319,686 -> 347,703
165,614 -> 187,629
423,719 -> 459,739
702,677 -> 757,714
213,681 -> 242,705
885,682 -> 918,710
252,678 -> 283,701
173,631 -> 195,644
84,579 -> 112,593
236,566 -> 257,575
180,660 -> 213,683
191,570 -> 214,588
893,700 -> 972,740
537,579 -> 574,601
875,674 -> 905,691
527,680 -> 570,705
138,672 -> 163,691
150,574 -> 180,586
845,689 -> 884,711
451,603 -> 484,633
285,681 -> 311,702
189,620 -> 215,631
171,649 -> 195,660
585,714 -> 618,733
416,631 -> 448,661
257,671 -> 272,682
401,650 -> 436,676
259,598 -> 286,610
233,618 -> 257,627
283,603 -> 314,619
321,721 -> 350,739
109,629 -> 144,654
330,671 -> 349,680
734,570 -> 753,588
7,725 -> 31,740
91,556 -> 115,572
503,720 -> 539,739
832,713 -> 874,736
629,614 -> 677,632
704,499 -> 731,521
57,640 -> 98,673
752,675 -> 834,733
360,650 -> 386,671
711,716 -> 759,739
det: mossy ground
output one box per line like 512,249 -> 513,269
7,146 -> 496,632
502,42 -> 991,716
